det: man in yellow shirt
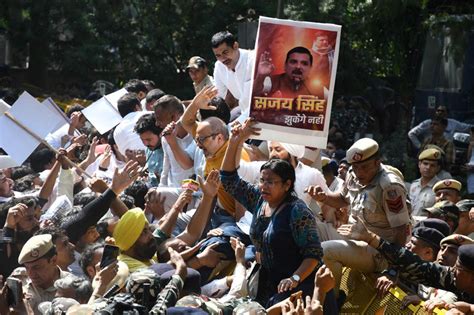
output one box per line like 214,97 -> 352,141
181,87 -> 250,227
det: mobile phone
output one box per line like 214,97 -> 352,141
6,277 -> 22,306
100,244 -> 119,269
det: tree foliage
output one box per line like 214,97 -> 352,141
1,0 -> 474,99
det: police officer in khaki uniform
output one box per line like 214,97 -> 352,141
433,179 -> 462,204
18,234 -> 72,313
409,148 -> 442,216
307,138 -> 410,298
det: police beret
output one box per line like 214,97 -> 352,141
456,199 -> 474,212
458,244 -> 474,272
432,179 -> 462,193
418,148 -> 442,161
440,234 -> 474,247
412,227 -> 444,249
414,218 -> 451,237
18,234 -> 54,264
346,138 -> 379,163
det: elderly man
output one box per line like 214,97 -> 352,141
18,234 -> 72,313
181,87 -> 251,225
254,46 -> 321,99
307,138 -> 410,298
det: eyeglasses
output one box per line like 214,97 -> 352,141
195,134 -> 217,144
258,178 -> 282,186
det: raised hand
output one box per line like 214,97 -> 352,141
230,237 -> 246,265
199,169 -> 220,197
305,186 -> 327,202
315,265 -> 335,293
191,86 -> 219,110
230,118 -> 261,144
110,161 -> 140,195
337,216 -> 371,242
257,51 -> 275,76
5,203 -> 28,229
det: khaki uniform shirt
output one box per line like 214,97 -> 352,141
409,175 -> 439,216
24,268 -> 71,313
193,75 -> 214,94
342,165 -> 410,243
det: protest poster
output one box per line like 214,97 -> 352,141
81,96 -> 122,134
0,92 -> 64,164
42,97 -> 71,133
0,99 -> 10,115
249,16 -> 341,148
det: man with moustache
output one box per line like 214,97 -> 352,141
134,113 -> 164,187
212,31 -> 255,122
254,46 -> 322,99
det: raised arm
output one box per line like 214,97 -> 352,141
180,86 -> 218,137
158,189 -> 193,237
62,161 -> 140,243
178,170 -> 220,245
162,121 -> 194,170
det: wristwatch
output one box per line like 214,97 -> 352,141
291,274 -> 301,284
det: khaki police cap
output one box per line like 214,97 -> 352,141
432,179 -> 462,193
440,234 -> 474,247
186,56 -> 206,70
418,148 -> 442,161
346,138 -> 379,164
18,234 -> 54,264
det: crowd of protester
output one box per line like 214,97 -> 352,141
1,30 -> 474,315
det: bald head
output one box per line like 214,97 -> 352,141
201,117 -> 229,140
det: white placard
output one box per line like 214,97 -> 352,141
10,92 -> 64,139
42,98 -> 70,133
105,88 -> 128,110
0,155 -> 20,169
0,99 -> 11,115
81,97 -> 122,134
0,114 -> 41,164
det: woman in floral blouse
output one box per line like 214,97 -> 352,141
220,118 -> 323,306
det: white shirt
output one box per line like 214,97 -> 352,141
238,160 -> 329,206
113,111 -> 150,156
159,133 -> 194,188
214,49 -> 255,123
